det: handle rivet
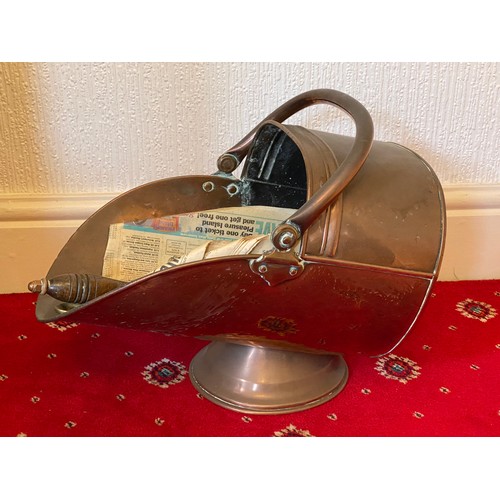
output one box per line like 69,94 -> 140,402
258,264 -> 268,274
279,231 -> 295,249
217,154 -> 239,173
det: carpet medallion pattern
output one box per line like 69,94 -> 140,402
0,280 -> 499,436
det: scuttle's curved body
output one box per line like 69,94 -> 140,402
35,89 -> 445,359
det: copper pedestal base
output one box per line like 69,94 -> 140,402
189,341 -> 348,415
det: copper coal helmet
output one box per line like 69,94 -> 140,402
32,89 -> 446,414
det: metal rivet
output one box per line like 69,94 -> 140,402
217,153 -> 239,173
226,183 -> 240,196
279,231 -> 295,249
289,266 -> 299,276
202,181 -> 215,193
258,264 -> 268,274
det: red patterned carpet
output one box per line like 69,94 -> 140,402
1,280 -> 499,437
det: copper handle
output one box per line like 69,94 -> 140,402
217,89 -> 374,251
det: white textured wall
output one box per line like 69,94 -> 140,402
0,62 -> 499,195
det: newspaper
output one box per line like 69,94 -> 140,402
102,205 -> 295,282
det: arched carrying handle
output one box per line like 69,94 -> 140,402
217,89 -> 374,251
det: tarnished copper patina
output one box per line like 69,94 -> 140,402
32,89 -> 445,414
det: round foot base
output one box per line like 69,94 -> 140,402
189,341 -> 348,414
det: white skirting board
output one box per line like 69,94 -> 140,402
1,185 -> 499,293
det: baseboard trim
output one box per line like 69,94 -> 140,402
0,192 -> 120,223
1,185 -> 499,292
444,184 -> 500,212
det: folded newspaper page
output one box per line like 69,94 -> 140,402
102,205 -> 295,282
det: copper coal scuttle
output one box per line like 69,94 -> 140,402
30,89 -> 446,414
